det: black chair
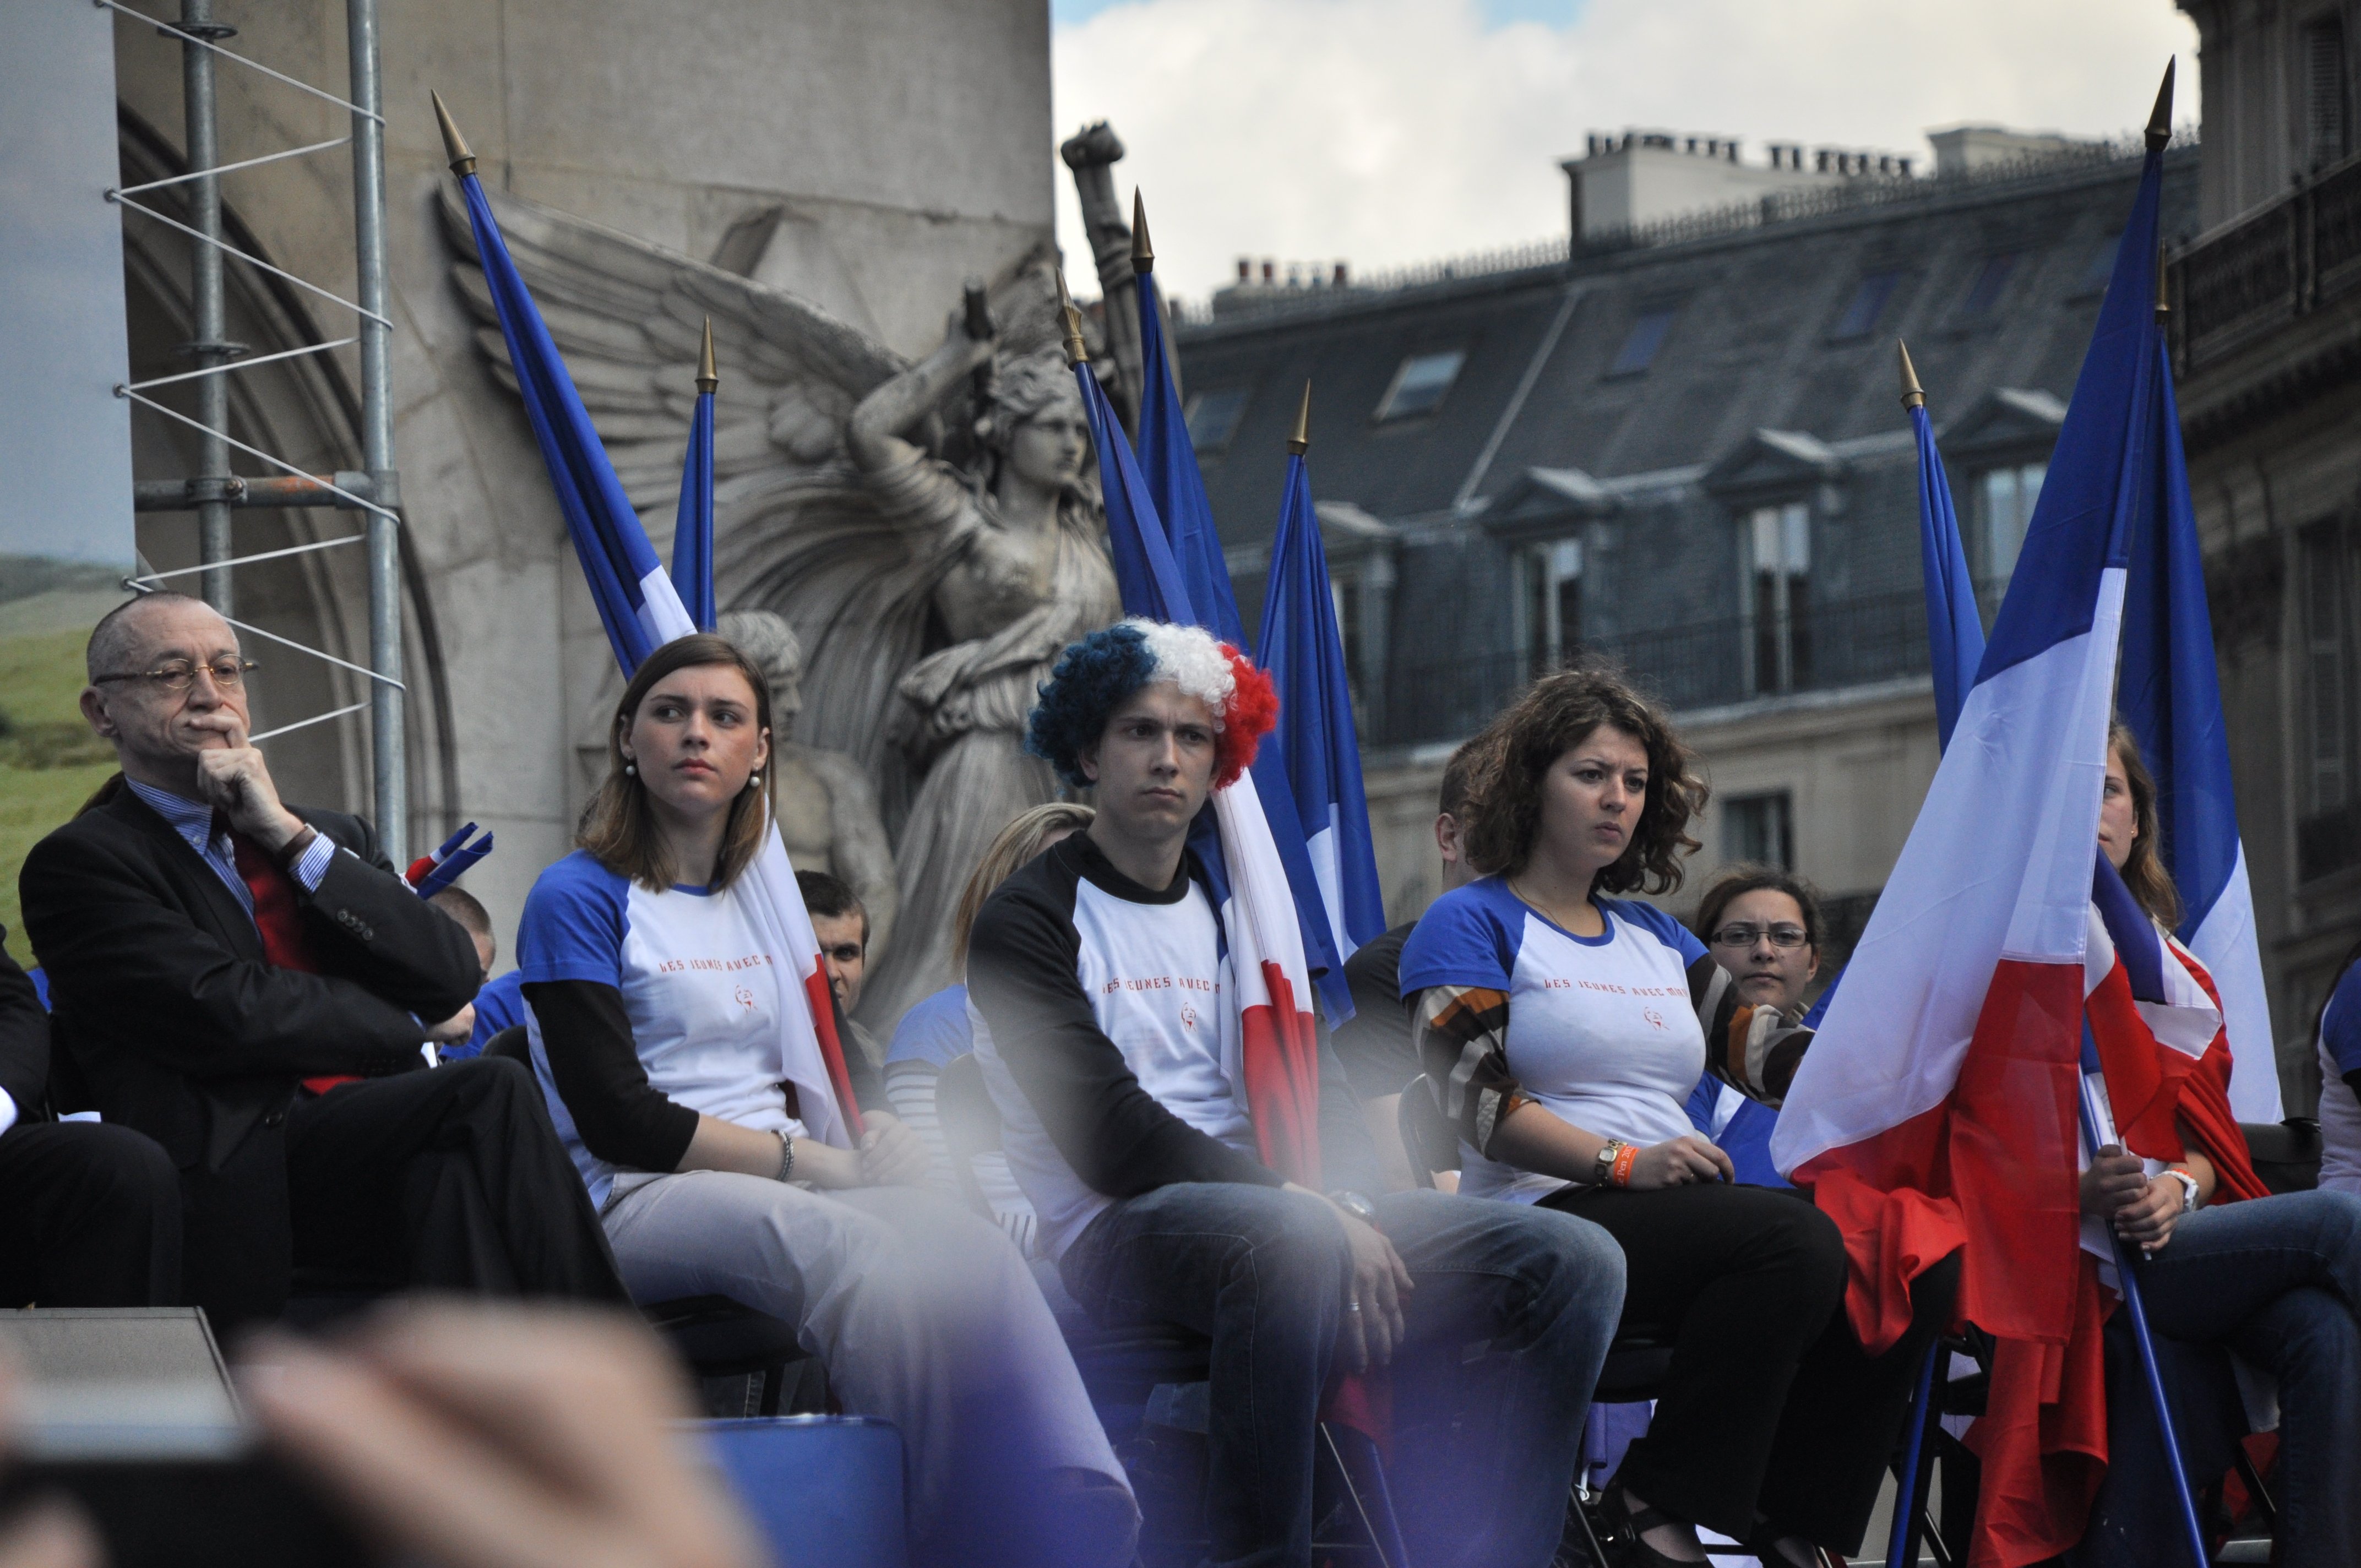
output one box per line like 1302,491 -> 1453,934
2240,1117 -> 2322,1194
644,1294 -> 813,1418
933,1052 -> 1411,1567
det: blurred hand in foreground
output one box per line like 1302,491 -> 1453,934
244,1303 -> 764,1568
0,1362 -> 102,1568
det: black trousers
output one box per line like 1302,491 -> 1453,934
187,1057 -> 627,1329
1543,1181 -> 1959,1551
0,1120 -> 182,1307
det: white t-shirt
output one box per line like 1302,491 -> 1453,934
516,850 -> 805,1208
1399,876 -> 1706,1204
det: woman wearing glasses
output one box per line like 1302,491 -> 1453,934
1684,867 -> 1823,1190
1401,666 -> 1952,1568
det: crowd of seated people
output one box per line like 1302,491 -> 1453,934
10,590 -> 2360,1568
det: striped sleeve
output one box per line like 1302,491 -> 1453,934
1409,984 -> 1524,1159
1688,954 -> 1813,1107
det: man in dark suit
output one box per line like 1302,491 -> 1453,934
0,925 -> 181,1306
20,591 -> 625,1327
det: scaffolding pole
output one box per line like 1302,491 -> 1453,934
178,0 -> 238,616
347,0 -> 404,866
127,0 -> 407,863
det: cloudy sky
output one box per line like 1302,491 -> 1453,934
1048,0 -> 2200,304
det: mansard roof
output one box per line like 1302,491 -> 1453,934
1176,146 -> 2198,551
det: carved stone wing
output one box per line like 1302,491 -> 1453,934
437,182 -> 917,510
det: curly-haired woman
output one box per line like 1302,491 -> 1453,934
514,634 -> 1135,1568
1401,665 -> 1955,1568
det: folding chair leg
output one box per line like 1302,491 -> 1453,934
2232,1445 -> 2277,1533
1318,1422 -> 1411,1568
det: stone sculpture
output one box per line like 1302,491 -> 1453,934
440,183 -> 1119,1027
717,608 -> 900,962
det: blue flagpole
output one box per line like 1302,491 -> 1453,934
1885,1341 -> 1940,1568
2072,1047 -> 2210,1568
673,318 -> 718,632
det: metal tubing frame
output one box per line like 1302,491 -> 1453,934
124,0 -> 406,861
348,0 -> 404,866
179,0 -> 232,616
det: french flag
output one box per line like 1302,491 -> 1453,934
1767,130 -> 2180,1567
2117,318 -> 2280,1118
444,110 -> 862,1145
1130,244 -> 1356,1023
1258,391 -> 1390,963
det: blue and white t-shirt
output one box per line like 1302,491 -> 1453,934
1399,876 -> 1707,1204
2318,958 -> 2361,1197
517,850 -> 804,1207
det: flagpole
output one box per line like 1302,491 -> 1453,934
2072,1064 -> 2210,1568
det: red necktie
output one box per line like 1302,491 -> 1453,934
228,826 -> 355,1095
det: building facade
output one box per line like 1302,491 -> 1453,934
1179,133 -> 2206,1031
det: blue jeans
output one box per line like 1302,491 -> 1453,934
2087,1188 -> 2361,1568
1060,1183 -> 1625,1568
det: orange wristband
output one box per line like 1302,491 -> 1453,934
1610,1143 -> 1639,1189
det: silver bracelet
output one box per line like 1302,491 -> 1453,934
775,1132 -> 795,1184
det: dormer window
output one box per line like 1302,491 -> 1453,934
1959,254 -> 2017,318
1607,309 -> 1676,377
1185,388 -> 1249,453
1743,501 -> 1813,694
1830,271 -> 1902,341
1374,350 -> 1465,422
1516,538 -> 1584,678
1973,460 -> 2046,605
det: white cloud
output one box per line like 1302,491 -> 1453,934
1051,0 -> 2199,304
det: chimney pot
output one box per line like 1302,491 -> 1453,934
1261,259 -> 1275,283
1333,261 -> 1348,286
1237,257 -> 1252,281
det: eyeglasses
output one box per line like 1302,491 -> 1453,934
1710,923 -> 1810,950
93,657 -> 257,694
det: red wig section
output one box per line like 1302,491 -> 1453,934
1212,644 -> 1279,789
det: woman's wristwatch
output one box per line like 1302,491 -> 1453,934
2163,1166 -> 2200,1212
1594,1139 -> 1635,1189
775,1132 -> 795,1184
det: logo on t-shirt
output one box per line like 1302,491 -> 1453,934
1180,1001 -> 1199,1031
733,984 -> 755,1011
1642,1006 -> 1666,1031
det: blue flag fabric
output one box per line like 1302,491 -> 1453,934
1134,269 -> 1250,651
1914,402 -> 1985,750
1074,358 -> 1356,1022
1260,448 -> 1388,957
453,175 -> 692,674
2113,313 -> 2280,1114
672,386 -> 716,632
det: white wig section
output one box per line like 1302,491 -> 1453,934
1122,617 -> 1239,727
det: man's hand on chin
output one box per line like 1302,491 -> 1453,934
193,715 -> 306,852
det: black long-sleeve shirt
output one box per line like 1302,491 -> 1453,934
966,834 -> 1378,1257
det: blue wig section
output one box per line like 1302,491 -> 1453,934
1027,624 -> 1158,788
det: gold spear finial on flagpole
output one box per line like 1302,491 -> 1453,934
2146,58 -> 2175,151
1288,382 -> 1312,454
1131,191 -> 1154,275
1057,271 -> 1090,366
1897,340 -> 1926,412
697,318 -> 719,394
431,91 -> 477,177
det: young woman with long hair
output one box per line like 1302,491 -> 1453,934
2066,726 -> 2361,1568
514,634 -> 1135,1568
1402,665 -> 1956,1568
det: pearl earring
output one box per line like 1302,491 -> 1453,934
747,772 -> 762,790
624,761 -> 636,776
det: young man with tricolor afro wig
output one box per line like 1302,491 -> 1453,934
969,617 -> 1626,1568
